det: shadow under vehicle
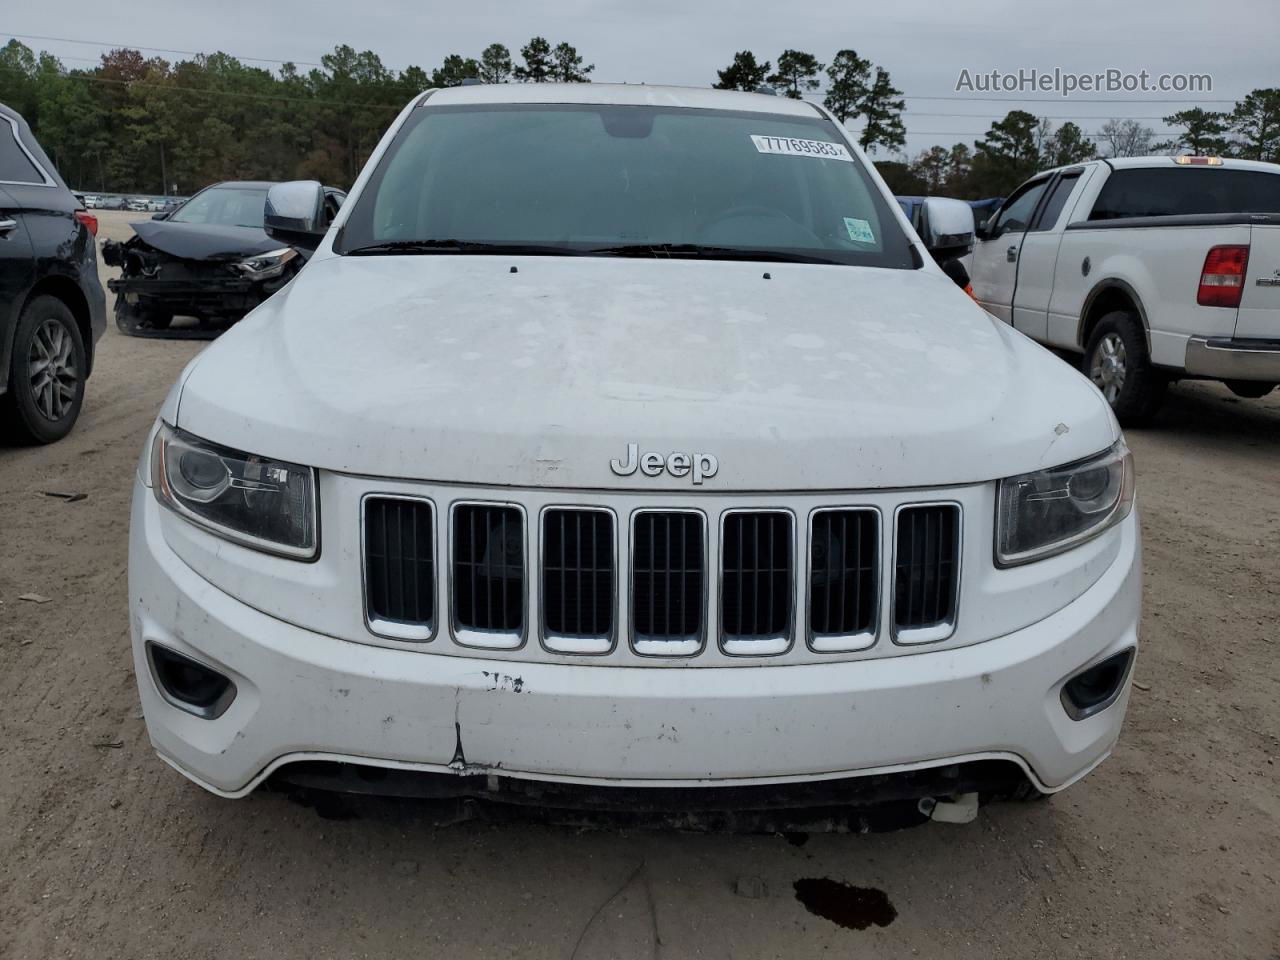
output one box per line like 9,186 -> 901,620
103,180 -> 344,339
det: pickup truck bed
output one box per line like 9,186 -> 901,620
969,156 -> 1280,423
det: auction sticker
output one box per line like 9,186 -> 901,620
844,217 -> 876,244
751,135 -> 853,161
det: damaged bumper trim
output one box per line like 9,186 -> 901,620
158,748 -> 1066,804
108,277 -> 261,296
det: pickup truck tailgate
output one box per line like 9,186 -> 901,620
1236,221 -> 1280,339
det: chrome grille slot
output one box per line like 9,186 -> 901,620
542,508 -> 615,651
452,503 -> 525,644
352,485 -> 966,663
364,496 -> 435,641
894,504 -> 960,643
808,509 -> 878,650
721,511 -> 793,653
631,511 -> 705,654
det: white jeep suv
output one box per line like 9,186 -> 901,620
129,84 -> 1140,810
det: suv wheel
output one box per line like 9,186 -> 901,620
1,295 -> 87,444
1084,311 -> 1166,425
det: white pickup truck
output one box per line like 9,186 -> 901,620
969,156 -> 1280,423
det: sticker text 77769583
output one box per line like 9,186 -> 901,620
750,135 -> 854,162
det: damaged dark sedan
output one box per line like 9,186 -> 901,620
103,180 -> 344,336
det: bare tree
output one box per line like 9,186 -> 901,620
1100,119 -> 1155,158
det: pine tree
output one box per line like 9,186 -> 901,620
1042,122 -> 1096,166
768,50 -> 822,99
431,54 -> 479,88
478,44 -> 513,84
514,37 -> 554,83
823,50 -> 871,123
550,43 -> 593,83
713,51 -> 770,92
1228,89 -> 1280,162
857,67 -> 905,154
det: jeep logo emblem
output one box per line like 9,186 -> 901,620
609,443 -> 719,484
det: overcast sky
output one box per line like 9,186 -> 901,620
6,0 -> 1277,155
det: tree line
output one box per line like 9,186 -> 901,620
0,37 -> 592,194
712,49 -> 907,157
1,37 -> 1276,200
884,97 -> 1280,198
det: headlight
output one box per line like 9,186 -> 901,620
152,425 -> 318,559
996,440 -> 1134,566
233,247 -> 298,279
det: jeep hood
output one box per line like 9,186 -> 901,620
130,220 -> 278,261
174,255 -> 1117,490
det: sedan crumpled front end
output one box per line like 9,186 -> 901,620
103,224 -> 299,338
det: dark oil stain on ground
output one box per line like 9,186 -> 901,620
783,832 -> 810,847
793,878 -> 897,930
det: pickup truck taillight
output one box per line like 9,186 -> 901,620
74,210 -> 99,237
1197,244 -> 1249,308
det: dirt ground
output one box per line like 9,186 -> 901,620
0,209 -> 1276,959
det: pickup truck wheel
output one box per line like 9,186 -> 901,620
1084,312 -> 1166,425
1,295 -> 87,444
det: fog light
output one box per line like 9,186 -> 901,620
1061,648 -> 1134,721
147,642 -> 236,719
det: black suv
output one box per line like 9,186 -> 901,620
1,103 -> 107,443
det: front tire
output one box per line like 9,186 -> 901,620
1084,311 -> 1165,426
1,295 -> 87,444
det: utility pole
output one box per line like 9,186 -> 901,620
160,142 -> 168,198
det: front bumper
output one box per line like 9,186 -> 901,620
1184,337 -> 1280,382
129,483 -> 1141,799
108,276 -> 276,316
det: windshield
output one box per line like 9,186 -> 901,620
336,104 -> 917,268
169,186 -> 268,228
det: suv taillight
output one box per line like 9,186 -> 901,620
74,210 -> 99,236
1197,244 -> 1249,308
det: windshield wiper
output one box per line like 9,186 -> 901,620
344,239 -> 843,265
344,239 -> 587,257
590,243 -> 842,265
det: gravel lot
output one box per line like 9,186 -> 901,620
1,209 -> 1277,959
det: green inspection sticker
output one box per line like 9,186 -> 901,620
844,217 -> 876,244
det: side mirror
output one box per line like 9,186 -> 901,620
264,180 -> 327,250
151,211 -> 169,221
920,196 -> 976,253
